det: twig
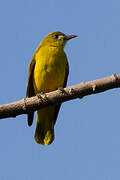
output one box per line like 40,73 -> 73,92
0,74 -> 120,119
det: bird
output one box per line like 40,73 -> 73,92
26,31 -> 77,145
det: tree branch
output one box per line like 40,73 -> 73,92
0,74 -> 120,119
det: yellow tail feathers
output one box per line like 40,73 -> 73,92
34,108 -> 55,145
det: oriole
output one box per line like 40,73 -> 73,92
26,31 -> 77,145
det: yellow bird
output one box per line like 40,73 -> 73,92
26,31 -> 77,145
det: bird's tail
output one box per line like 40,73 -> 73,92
34,107 -> 55,145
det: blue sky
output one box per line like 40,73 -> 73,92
0,0 -> 120,179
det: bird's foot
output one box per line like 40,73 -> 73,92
58,87 -> 65,93
37,92 -> 49,103
36,92 -> 44,99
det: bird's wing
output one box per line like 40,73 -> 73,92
26,57 -> 36,126
53,57 -> 69,125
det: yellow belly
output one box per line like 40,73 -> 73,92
33,46 -> 68,145
33,46 -> 67,93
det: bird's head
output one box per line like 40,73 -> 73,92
40,31 -> 77,48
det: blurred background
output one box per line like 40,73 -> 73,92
0,0 -> 120,179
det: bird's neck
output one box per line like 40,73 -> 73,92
41,44 -> 65,54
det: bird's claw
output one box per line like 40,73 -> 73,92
36,92 -> 44,99
58,87 -> 65,93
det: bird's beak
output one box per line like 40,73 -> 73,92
65,35 -> 78,40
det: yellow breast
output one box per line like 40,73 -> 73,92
33,45 -> 67,93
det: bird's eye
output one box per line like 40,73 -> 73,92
53,35 -> 59,39
53,35 -> 65,40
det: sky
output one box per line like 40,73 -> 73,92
0,0 -> 120,179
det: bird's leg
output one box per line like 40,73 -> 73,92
36,92 -> 44,99
58,87 -> 68,96
36,92 -> 50,103
58,87 -> 65,93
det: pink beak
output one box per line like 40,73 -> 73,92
66,35 -> 78,40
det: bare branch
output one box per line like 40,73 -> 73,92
0,74 -> 120,119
